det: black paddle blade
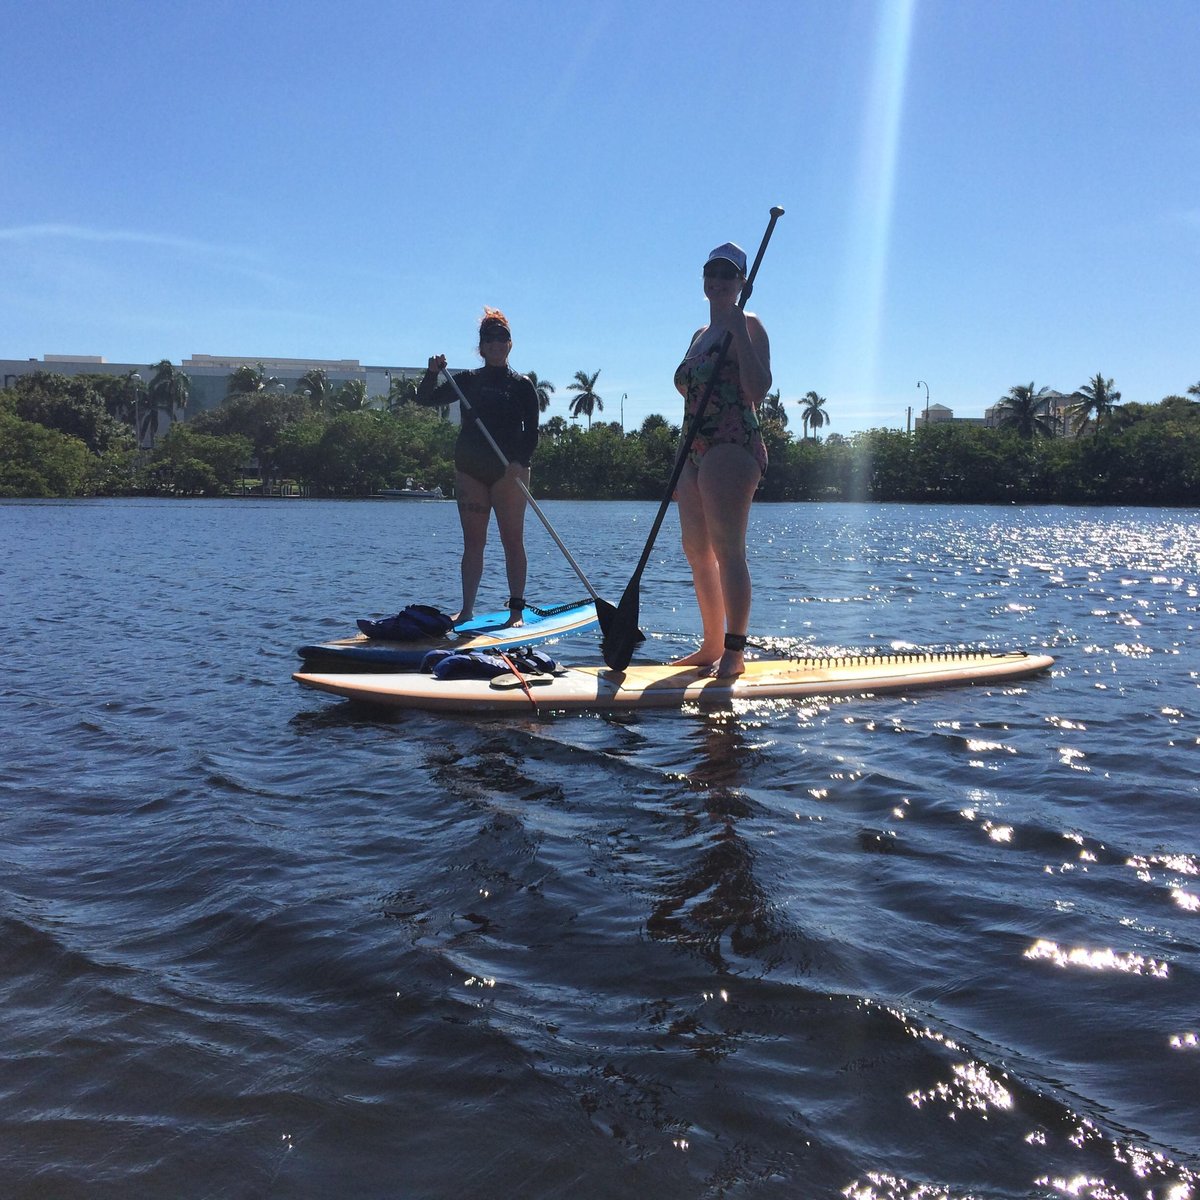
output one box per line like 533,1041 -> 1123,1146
596,595 -> 644,665
600,585 -> 643,671
595,596 -> 619,634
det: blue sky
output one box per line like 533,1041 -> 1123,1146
3,0 -> 1197,434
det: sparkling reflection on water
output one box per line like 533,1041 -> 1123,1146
1,499 -> 1197,1199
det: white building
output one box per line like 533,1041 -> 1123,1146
2,353 -> 447,426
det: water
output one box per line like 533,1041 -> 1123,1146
1,498 -> 1197,1199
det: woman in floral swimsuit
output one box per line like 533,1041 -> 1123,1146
672,241 -> 772,678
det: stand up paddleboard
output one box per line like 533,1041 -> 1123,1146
297,599 -> 598,672
294,649 -> 1055,713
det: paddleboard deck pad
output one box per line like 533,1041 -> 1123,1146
297,599 -> 598,671
294,649 -> 1055,712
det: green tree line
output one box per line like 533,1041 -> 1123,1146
4,368 -> 1199,505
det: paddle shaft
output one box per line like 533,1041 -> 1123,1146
601,207 -> 784,668
438,367 -> 610,611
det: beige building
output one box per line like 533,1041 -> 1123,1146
984,389 -> 1075,436
914,402 -> 957,428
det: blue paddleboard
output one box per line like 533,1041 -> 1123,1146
297,599 -> 598,671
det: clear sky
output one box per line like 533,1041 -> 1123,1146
3,0 -> 1197,435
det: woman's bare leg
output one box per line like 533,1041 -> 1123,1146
490,467 -> 530,626
697,444 -> 761,677
673,459 -> 727,666
454,471 -> 492,622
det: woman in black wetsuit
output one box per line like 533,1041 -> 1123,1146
415,308 -> 539,625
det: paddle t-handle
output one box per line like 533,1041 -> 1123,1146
739,206 -> 785,305
600,204 -> 785,672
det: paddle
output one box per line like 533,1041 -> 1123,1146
437,367 -> 633,637
600,205 -> 785,671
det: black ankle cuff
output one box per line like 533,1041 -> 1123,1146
508,596 -> 526,611
724,633 -> 747,652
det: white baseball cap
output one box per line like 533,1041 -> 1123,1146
704,242 -> 747,274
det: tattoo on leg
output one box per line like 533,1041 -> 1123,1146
459,500 -> 489,515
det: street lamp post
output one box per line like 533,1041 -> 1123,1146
621,393 -> 627,433
130,372 -> 142,451
917,380 -> 930,426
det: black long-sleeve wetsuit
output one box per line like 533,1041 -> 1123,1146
415,365 -> 539,487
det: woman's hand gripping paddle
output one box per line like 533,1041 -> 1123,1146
438,368 -> 637,643
601,205 -> 785,672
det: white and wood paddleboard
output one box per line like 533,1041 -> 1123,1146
293,650 -> 1055,713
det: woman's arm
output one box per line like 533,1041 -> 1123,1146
730,313 -> 772,404
414,354 -> 454,407
514,376 -> 539,466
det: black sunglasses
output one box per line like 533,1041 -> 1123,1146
480,329 -> 511,343
703,263 -> 740,281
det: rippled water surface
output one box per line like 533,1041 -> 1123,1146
2,498 -> 1197,1199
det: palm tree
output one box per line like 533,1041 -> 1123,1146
799,390 -> 828,440
227,363 -> 266,396
334,379 -> 371,411
1186,380 -> 1199,400
387,375 -> 419,412
145,359 -> 191,448
567,369 -> 603,428
1069,372 -> 1121,435
760,388 -> 788,428
295,368 -> 332,410
527,371 -> 556,413
994,382 -> 1054,439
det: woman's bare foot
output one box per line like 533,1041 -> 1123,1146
451,611 -> 473,627
671,646 -> 722,668
712,649 -> 745,679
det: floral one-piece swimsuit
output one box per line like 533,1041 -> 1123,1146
673,344 -> 768,476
